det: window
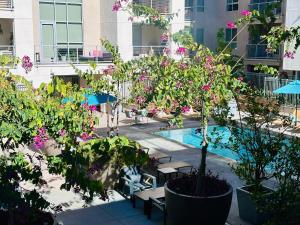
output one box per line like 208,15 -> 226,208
39,0 -> 83,61
196,0 -> 204,12
227,0 -> 238,11
195,28 -> 204,44
225,28 -> 237,49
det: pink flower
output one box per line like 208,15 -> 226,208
176,47 -> 186,55
59,129 -> 66,137
160,33 -> 169,42
163,48 -> 171,55
181,106 -> 190,113
201,83 -> 211,92
112,1 -> 122,11
178,63 -> 188,70
33,127 -> 49,150
81,132 -> 91,141
237,76 -> 244,82
135,96 -> 146,104
241,10 -> 251,17
227,21 -> 236,29
151,15 -> 159,21
22,55 -> 33,74
128,16 -> 134,22
149,107 -> 158,115
205,56 -> 214,70
89,105 -> 97,111
139,71 -> 148,81
144,86 -> 153,93
160,59 -> 170,67
176,82 -> 183,89
284,51 -> 295,59
188,80 -> 193,85
103,65 -> 115,75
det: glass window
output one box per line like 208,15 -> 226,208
196,28 -> 204,44
56,23 -> 68,43
227,0 -> 238,11
68,4 -> 82,22
40,3 -> 55,21
225,28 -> 237,49
68,24 -> 83,43
196,0 -> 204,12
56,4 -> 67,21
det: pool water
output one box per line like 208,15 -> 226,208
155,126 -> 239,161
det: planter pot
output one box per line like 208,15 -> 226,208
237,185 -> 273,225
165,179 -> 233,225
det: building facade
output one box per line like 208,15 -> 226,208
0,0 -> 185,87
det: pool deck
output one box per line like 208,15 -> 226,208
31,112 -> 281,225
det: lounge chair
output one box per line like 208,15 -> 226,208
120,166 -> 157,197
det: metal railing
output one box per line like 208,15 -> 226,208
35,45 -> 112,64
246,72 -> 272,89
132,0 -> 170,14
185,7 -> 194,21
249,0 -> 281,15
0,0 -> 13,9
133,45 -> 167,57
0,45 -> 15,56
247,44 -> 280,59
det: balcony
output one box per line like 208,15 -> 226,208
34,45 -> 112,64
0,0 -> 13,10
185,7 -> 194,21
247,44 -> 280,60
132,0 -> 170,14
133,45 -> 166,57
0,45 -> 14,56
249,0 -> 281,15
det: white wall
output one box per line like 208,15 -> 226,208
282,0 -> 300,71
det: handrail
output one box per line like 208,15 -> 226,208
247,44 -> 280,59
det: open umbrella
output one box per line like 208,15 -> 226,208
62,92 -> 117,106
273,80 -> 300,125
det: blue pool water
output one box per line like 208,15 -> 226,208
155,126 -> 239,160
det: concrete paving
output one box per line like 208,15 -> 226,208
33,113 -> 258,225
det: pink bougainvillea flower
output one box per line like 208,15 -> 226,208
178,62 -> 188,70
201,83 -> 211,92
112,1 -> 122,11
128,16 -> 134,22
181,106 -> 190,113
160,59 -> 170,67
22,55 -> 33,73
144,86 -> 153,94
139,71 -> 148,81
59,129 -> 66,137
175,82 -> 183,89
135,95 -> 146,104
81,132 -> 91,141
237,76 -> 244,82
176,47 -> 186,55
103,65 -> 115,75
33,127 -> 49,150
149,107 -> 158,115
204,56 -> 214,70
163,48 -> 171,55
160,33 -> 169,41
284,51 -> 295,59
226,21 -> 236,29
241,10 -> 251,17
89,105 -> 97,112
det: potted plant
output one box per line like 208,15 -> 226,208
218,89 -> 292,225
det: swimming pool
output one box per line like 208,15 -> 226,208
155,126 -> 239,161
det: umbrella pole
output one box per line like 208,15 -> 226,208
296,95 -> 298,126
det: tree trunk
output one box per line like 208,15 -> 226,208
195,123 -> 209,196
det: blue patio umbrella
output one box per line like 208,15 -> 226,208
273,80 -> 300,125
62,92 -> 117,106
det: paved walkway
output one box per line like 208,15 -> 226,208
34,113 -> 256,225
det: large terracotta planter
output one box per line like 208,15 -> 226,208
165,179 -> 233,225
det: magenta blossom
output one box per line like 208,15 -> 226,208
201,83 -> 211,92
237,76 -> 244,82
160,59 -> 170,67
89,105 -> 97,111
176,82 -> 183,89
135,96 -> 146,104
181,106 -> 190,113
227,21 -> 236,29
284,51 -> 295,59
163,48 -> 171,55
59,129 -> 66,137
160,33 -> 169,41
178,63 -> 188,70
22,55 -> 33,74
81,132 -> 91,141
33,127 -> 49,150
241,10 -> 251,17
176,47 -> 186,55
144,86 -> 153,94
149,107 -> 158,115
139,71 -> 148,81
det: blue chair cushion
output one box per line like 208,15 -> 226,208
127,174 -> 141,183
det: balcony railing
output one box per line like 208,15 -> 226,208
249,0 -> 281,15
35,45 -> 112,64
0,0 -> 13,9
247,44 -> 280,59
0,45 -> 15,56
185,7 -> 194,21
132,0 -> 170,14
133,46 -> 166,57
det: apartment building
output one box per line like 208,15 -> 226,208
185,0 -> 300,88
0,0 -> 185,87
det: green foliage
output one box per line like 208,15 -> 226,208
254,64 -> 279,76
